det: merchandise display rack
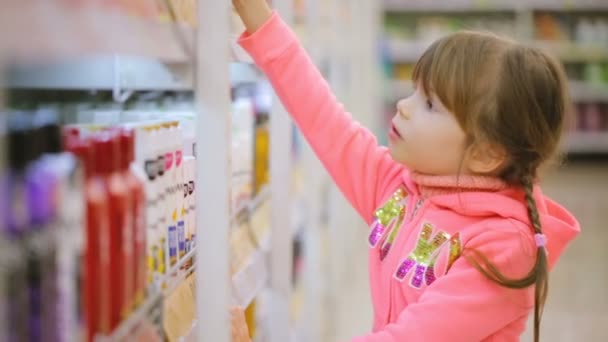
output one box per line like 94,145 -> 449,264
1,0 -> 380,341
0,1 -> 301,342
381,0 -> 608,154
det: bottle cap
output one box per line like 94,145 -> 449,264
92,132 -> 115,176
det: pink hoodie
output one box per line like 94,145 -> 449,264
240,13 -> 580,341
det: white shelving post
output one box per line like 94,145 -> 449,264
195,1 -> 232,342
326,0 -> 357,303
269,0 -> 295,341
297,0 -> 326,340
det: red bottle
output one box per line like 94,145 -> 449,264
94,132 -> 132,331
66,137 -> 110,341
119,129 -> 147,308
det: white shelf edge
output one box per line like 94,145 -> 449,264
231,189 -> 272,308
7,56 -> 261,91
179,319 -> 199,342
8,57 -> 193,91
532,41 -> 608,63
564,132 -> 608,154
231,231 -> 271,308
94,292 -> 162,342
94,247 -> 197,342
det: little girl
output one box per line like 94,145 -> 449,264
231,1 -> 580,341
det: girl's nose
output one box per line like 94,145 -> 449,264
397,98 -> 411,120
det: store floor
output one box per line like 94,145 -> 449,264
325,160 -> 608,342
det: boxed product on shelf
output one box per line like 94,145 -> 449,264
183,156 -> 196,254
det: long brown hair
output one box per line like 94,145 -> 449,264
412,31 -> 569,341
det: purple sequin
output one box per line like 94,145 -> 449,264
425,265 -> 436,286
395,258 -> 416,281
380,243 -> 392,261
368,221 -> 385,247
411,264 -> 426,288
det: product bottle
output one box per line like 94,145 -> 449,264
37,112 -> 85,342
93,132 -> 131,330
67,136 -> 110,342
25,122 -> 59,342
4,114 -> 34,342
0,113 -> 6,342
119,129 -> 147,307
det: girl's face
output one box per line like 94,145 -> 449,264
388,84 -> 469,175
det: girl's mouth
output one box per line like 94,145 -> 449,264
389,122 -> 402,142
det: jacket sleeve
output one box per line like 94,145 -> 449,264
351,227 -> 536,342
239,12 -> 404,222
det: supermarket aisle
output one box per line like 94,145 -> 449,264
328,161 -> 608,342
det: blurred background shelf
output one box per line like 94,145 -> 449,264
386,40 -> 608,65
381,1 -> 608,154
0,0 -> 192,64
564,132 -> 608,154
384,0 -> 520,13
534,41 -> 608,63
384,0 -> 608,12
388,79 -> 608,103
0,1 -> 254,66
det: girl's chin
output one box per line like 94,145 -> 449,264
388,145 -> 409,165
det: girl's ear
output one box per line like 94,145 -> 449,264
464,142 -> 509,175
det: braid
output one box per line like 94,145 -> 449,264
523,178 -> 542,234
522,177 -> 549,342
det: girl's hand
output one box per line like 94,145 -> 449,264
230,306 -> 252,342
232,0 -> 273,33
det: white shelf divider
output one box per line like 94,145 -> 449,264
269,0 -> 295,341
195,1 -> 232,342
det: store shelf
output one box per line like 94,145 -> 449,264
8,56 -> 193,91
387,80 -> 608,103
384,0 -> 519,12
565,132 -> 608,154
7,58 -> 260,91
386,40 -> 429,63
101,192 -> 270,342
570,81 -> 608,102
94,247 -> 197,342
0,0 -> 193,64
179,320 -> 199,342
384,0 -> 608,12
387,38 -> 608,65
95,291 -> 163,342
533,41 -> 608,63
